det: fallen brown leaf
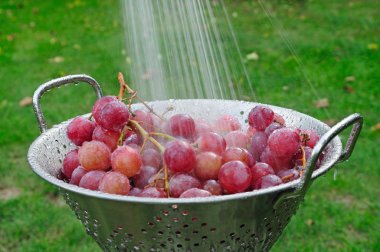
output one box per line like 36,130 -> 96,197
315,98 -> 329,109
345,76 -> 355,82
49,56 -> 64,63
370,122 -> 380,132
19,96 -> 33,107
306,219 -> 314,226
6,34 -> 15,41
0,187 -> 21,200
343,84 -> 355,93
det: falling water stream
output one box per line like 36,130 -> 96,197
121,0 -> 255,101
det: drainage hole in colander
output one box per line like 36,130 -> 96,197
127,233 -> 134,238
172,217 -> 179,222
157,230 -> 164,236
191,217 -> 198,222
235,237 -> 241,241
117,225 -> 123,230
220,240 -> 226,244
166,224 -> 172,229
193,230 -> 199,234
240,224 -> 245,229
181,211 -> 188,216
210,227 -> 216,232
250,233 -> 256,238
194,243 -> 200,247
139,241 -> 144,245
113,230 -> 119,234
155,216 -> 162,222
167,237 -> 174,243
141,229 -> 147,234
230,232 -> 235,237
177,244 -> 183,248
160,243 -> 166,248
185,237 -> 190,241
201,222 -> 207,227
202,236 -> 208,240
162,210 -> 169,216
152,236 -> 157,241
183,224 -> 189,228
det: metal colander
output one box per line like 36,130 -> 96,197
27,75 -> 363,252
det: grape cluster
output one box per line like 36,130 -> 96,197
62,96 -> 321,198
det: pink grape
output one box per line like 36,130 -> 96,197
277,169 -> 300,183
92,96 -> 117,119
92,126 -> 120,151
132,110 -> 154,132
125,143 -> 141,153
164,140 -> 196,173
215,115 -> 241,133
246,126 -> 257,138
78,141 -> 111,171
79,170 -> 106,190
260,147 -> 292,172
253,174 -> 282,190
268,128 -> 300,157
249,131 -> 268,160
128,187 -> 142,196
224,130 -> 249,148
222,147 -> 255,167
202,180 -> 222,195
195,132 -> 226,155
70,166 -> 87,185
194,119 -> 214,137
99,171 -> 130,195
218,161 -> 252,194
139,187 -> 167,198
180,188 -> 212,198
148,172 -> 165,190
62,149 -> 79,179
133,166 -> 158,189
293,146 -> 312,167
123,131 -> 141,146
194,152 -> 222,180
250,162 -> 275,188
96,100 -> 130,132
66,117 -> 95,146
169,173 -> 201,198
248,106 -> 274,131
141,148 -> 161,168
264,122 -> 283,136
168,114 -> 196,139
111,146 -> 142,177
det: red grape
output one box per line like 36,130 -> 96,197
78,141 -> 111,171
265,122 -> 283,136
92,126 -> 120,151
132,110 -> 154,132
180,188 -> 212,198
253,174 -> 282,190
194,119 -> 213,137
141,148 -> 161,168
92,96 -> 117,119
128,187 -> 142,196
195,132 -> 226,155
215,115 -> 241,133
249,131 -> 268,160
96,100 -> 130,132
202,180 -> 222,195
99,171 -> 130,195
79,170 -> 106,190
139,187 -> 167,198
268,128 -> 300,157
67,117 -> 95,146
218,161 -> 252,194
123,131 -> 141,146
194,152 -> 222,180
164,140 -> 196,173
169,173 -> 201,198
248,106 -> 274,131
260,147 -> 292,172
133,166 -> 158,189
70,166 -> 87,185
168,114 -> 196,139
62,149 -> 79,179
222,147 -> 255,167
250,162 -> 275,188
273,113 -> 285,126
301,130 -> 320,148
246,126 -> 257,138
225,130 -> 249,148
111,146 -> 142,177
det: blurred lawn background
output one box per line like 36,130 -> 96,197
0,0 -> 379,251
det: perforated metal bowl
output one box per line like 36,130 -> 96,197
27,75 -> 363,252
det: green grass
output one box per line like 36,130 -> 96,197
0,0 -> 379,251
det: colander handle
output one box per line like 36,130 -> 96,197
32,74 -> 103,133
275,113 -> 363,208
